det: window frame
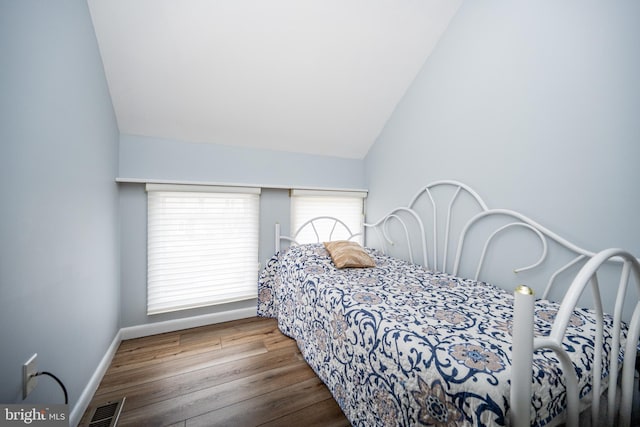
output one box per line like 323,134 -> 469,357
290,189 -> 367,245
146,183 -> 260,315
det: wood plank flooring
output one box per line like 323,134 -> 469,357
79,317 -> 350,427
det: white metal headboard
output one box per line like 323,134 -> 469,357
276,180 -> 604,289
407,180 -> 489,273
271,179 -> 640,427
367,181 -> 609,297
363,207 -> 427,265
274,216 -> 362,253
453,208 -> 602,300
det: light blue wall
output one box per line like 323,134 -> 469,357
365,2 -> 640,309
120,134 -> 366,189
0,0 -> 119,416
118,135 -> 365,327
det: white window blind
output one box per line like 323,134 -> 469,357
290,190 -> 366,245
146,184 -> 260,315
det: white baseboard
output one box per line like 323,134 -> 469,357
69,306 -> 256,426
69,329 -> 122,427
119,307 -> 257,340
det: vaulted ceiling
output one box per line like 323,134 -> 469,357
88,0 -> 461,159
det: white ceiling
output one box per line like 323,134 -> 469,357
88,0 -> 461,159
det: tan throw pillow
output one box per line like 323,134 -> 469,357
323,241 -> 375,269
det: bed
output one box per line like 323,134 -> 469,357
257,181 -> 640,427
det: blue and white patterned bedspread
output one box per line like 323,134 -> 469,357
257,244 -> 626,427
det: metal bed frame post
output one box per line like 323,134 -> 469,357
511,249 -> 640,427
511,285 -> 535,427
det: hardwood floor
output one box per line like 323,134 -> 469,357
80,317 -> 350,427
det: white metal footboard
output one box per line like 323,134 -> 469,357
511,249 -> 640,427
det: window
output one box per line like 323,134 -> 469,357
290,189 -> 366,245
146,184 -> 260,315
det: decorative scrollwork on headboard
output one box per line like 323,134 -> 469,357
407,180 -> 489,272
474,222 -> 549,280
274,216 -> 362,253
452,208 -> 599,298
364,207 -> 427,266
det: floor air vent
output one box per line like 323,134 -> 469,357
88,397 -> 125,427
